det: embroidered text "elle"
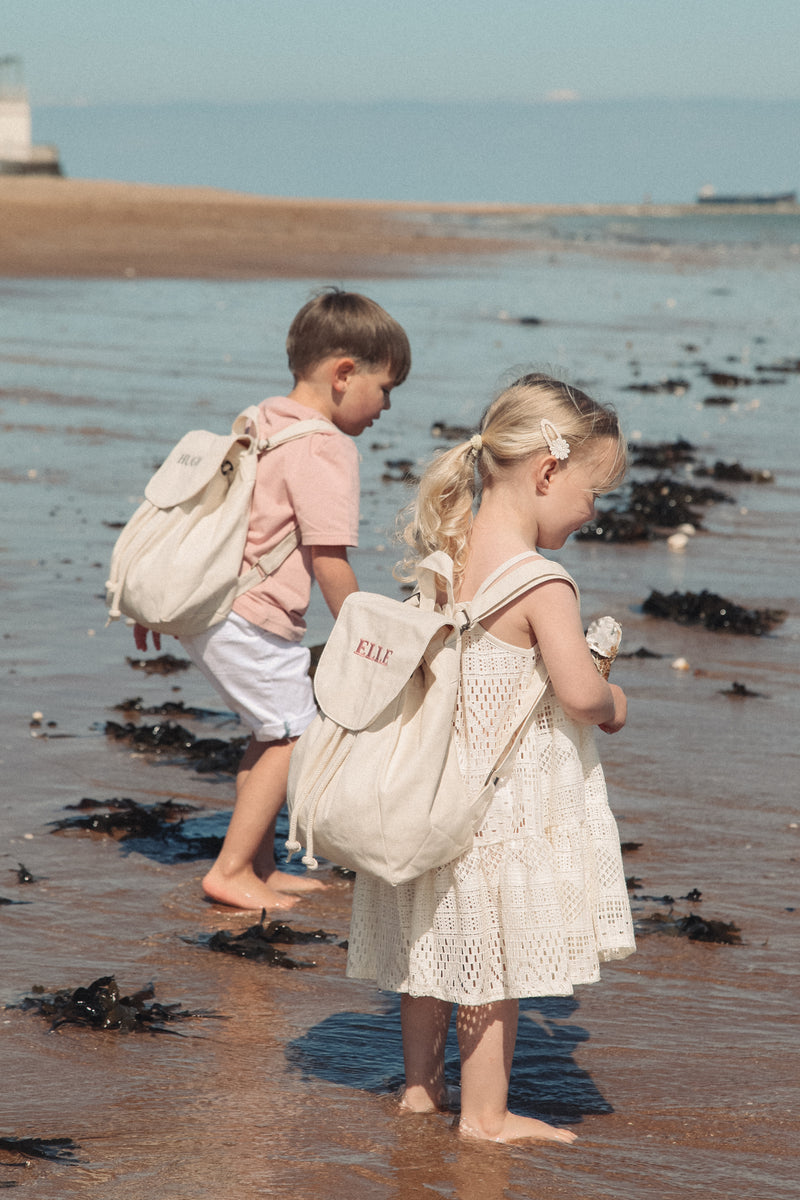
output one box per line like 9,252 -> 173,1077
354,638 -> 393,666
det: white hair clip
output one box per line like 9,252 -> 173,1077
541,418 -> 570,460
469,433 -> 483,456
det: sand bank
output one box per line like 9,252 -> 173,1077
0,177 -> 522,279
0,177 -> 737,279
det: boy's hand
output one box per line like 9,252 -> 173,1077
598,683 -> 627,734
133,623 -> 161,653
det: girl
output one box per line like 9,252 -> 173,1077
346,373 -> 636,1145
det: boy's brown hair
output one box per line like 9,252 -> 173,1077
286,287 -> 411,385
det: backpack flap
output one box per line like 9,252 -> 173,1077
144,406 -> 262,510
312,590 -> 459,731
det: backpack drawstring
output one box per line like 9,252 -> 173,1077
105,577 -> 122,625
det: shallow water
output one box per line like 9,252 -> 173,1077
2,230 -> 799,1197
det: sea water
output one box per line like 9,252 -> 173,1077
1,220 -> 799,1199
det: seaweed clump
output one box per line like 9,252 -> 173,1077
642,589 -> 785,635
0,1136 -> 81,1164
125,653 -> 191,675
636,912 -> 741,945
14,976 -> 224,1033
202,911 -> 342,969
104,719 -> 247,774
50,797 -> 224,864
578,476 -> 732,543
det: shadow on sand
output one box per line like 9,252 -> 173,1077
286,993 -> 609,1123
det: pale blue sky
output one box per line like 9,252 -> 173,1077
5,0 -> 800,107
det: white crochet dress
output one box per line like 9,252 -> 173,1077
346,625 -> 636,1004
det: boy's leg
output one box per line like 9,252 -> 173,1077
201,734 -> 325,910
456,999 -> 577,1144
179,615 -> 322,910
400,994 -> 455,1112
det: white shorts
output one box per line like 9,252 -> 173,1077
179,611 -> 317,742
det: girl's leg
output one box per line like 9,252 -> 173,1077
456,999 -> 577,1144
400,994 -> 454,1112
202,736 -> 323,910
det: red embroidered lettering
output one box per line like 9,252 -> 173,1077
353,638 -> 393,664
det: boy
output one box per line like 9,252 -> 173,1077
135,288 -> 411,911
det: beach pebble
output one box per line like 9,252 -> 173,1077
671,656 -> 691,671
667,532 -> 689,551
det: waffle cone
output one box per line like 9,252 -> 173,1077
590,646 -> 618,679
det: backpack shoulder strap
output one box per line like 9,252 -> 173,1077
470,555 -> 579,789
468,552 -> 579,626
233,418 -> 339,598
255,416 -> 336,452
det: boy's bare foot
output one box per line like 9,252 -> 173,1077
266,868 -> 328,895
458,1113 -> 578,1145
201,865 -> 299,911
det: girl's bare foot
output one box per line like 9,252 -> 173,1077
399,1083 -> 461,1114
458,1112 -> 578,1145
266,868 -> 328,894
202,865 -> 299,911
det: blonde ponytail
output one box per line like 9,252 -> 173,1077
398,372 -> 625,582
397,440 -> 479,581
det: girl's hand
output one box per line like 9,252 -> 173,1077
598,684 -> 627,734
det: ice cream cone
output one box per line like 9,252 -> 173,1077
586,616 -> 622,679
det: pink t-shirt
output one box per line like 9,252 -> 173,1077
231,396 -> 360,641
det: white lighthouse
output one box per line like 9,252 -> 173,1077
0,56 -> 61,175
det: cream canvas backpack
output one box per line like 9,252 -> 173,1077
286,551 -> 578,885
106,407 -> 332,637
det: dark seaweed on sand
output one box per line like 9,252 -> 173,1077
104,719 -> 247,774
14,975 -> 225,1033
636,912 -> 742,945
125,653 -> 191,675
630,438 -> 696,469
200,911 -> 342,969
720,681 -> 766,698
694,460 -> 774,483
113,697 -> 233,720
642,589 -> 785,635
0,1136 -> 81,1165
622,377 -> 691,394
581,436 -> 774,543
579,476 -> 733,543
51,797 -> 225,863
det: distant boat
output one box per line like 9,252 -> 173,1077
0,55 -> 61,176
697,184 -> 796,206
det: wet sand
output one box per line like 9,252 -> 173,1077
0,176 -> 771,278
0,177 -> 527,279
3,639 -> 798,1200
1,203 -> 799,1197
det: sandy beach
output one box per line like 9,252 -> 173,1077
0,177 -> 527,278
1,188 -> 799,1198
2,176 -> 781,278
